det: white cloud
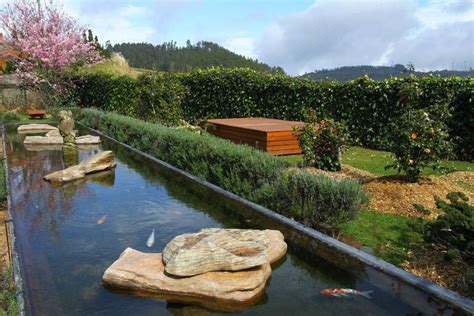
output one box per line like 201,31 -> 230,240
256,0 -> 474,74
63,1 -> 156,44
221,36 -> 257,59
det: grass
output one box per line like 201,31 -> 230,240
339,209 -> 424,265
0,267 -> 17,316
15,113 -> 51,123
281,146 -> 473,176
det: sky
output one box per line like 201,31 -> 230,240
3,0 -> 474,75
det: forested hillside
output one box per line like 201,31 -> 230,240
303,65 -> 473,81
107,41 -> 282,73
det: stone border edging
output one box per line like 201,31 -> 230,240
2,125 -> 26,316
80,123 -> 474,314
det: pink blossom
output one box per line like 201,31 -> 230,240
1,0 -> 101,93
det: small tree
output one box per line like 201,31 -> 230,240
0,0 -> 101,103
295,109 -> 349,171
386,81 -> 452,182
424,192 -> 473,263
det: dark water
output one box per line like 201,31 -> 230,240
6,126 -> 457,315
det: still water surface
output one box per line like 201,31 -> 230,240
6,126 -> 449,315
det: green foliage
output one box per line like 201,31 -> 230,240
413,203 -> 431,215
108,41 -> 280,73
0,267 -> 17,315
178,67 -> 326,122
0,112 -> 21,124
302,64 -> 474,82
73,70 -> 473,161
285,146 -> 473,176
74,73 -> 140,116
296,110 -> 349,171
259,169 -> 369,233
78,109 -> 368,230
136,73 -> 187,125
340,209 -> 424,265
78,109 -> 288,200
73,73 -> 186,125
424,192 -> 474,263
386,106 -> 452,182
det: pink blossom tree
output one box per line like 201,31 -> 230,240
0,0 -> 101,101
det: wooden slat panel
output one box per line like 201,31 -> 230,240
210,128 -> 267,142
268,148 -> 302,155
266,139 -> 300,146
210,124 -> 267,138
267,144 -> 300,150
206,117 -> 304,156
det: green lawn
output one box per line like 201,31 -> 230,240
339,209 -> 424,265
281,146 -> 473,176
17,113 -> 51,123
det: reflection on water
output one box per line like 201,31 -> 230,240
6,126 -> 459,315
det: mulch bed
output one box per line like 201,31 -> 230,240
309,165 -> 473,219
307,164 -> 473,297
400,245 -> 469,295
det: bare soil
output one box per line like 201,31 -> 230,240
400,245 -> 468,294
0,204 -> 8,268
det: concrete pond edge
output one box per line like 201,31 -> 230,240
2,125 -> 26,316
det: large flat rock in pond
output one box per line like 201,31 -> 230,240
75,135 -> 100,145
45,129 -> 78,137
163,228 -> 287,277
17,124 -> 57,133
44,150 -> 115,182
23,134 -> 100,145
102,248 -> 271,312
23,135 -> 63,145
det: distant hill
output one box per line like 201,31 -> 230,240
302,65 -> 474,81
107,41 -> 283,73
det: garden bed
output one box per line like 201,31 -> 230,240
310,166 -> 473,219
289,147 -> 474,298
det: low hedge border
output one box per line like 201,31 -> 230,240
78,108 -> 368,231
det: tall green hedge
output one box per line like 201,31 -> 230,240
78,109 -> 368,231
72,69 -> 473,160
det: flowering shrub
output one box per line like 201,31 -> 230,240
296,110 -> 349,171
386,102 -> 452,182
0,0 -> 101,103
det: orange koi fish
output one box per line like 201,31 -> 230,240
321,288 -> 373,298
97,214 -> 108,225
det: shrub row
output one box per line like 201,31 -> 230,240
77,109 -> 368,231
73,73 -> 185,126
72,69 -> 473,160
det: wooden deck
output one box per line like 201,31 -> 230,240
206,118 -> 305,155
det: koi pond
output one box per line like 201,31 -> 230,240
5,125 -> 468,315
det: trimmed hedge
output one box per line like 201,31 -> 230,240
72,69 -> 473,160
78,109 -> 368,231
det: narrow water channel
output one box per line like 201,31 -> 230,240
6,126 -> 455,315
